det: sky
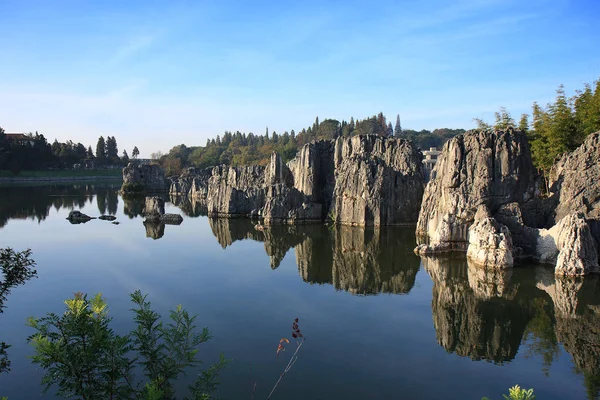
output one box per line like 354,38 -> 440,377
1,0 -> 599,157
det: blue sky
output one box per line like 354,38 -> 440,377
1,0 -> 599,157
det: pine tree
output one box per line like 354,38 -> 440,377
519,114 -> 529,133
394,114 -> 402,137
95,136 -> 106,164
493,107 -> 515,130
122,150 -> 129,164
132,146 -> 139,159
387,122 -> 393,137
105,136 -> 118,164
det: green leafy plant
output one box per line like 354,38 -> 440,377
483,385 -> 536,400
27,290 -> 228,400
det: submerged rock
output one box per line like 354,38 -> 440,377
98,215 -> 117,221
66,210 -> 94,223
161,213 -> 183,225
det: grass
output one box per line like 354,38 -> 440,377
0,169 -> 122,178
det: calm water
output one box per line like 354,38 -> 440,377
0,183 -> 599,400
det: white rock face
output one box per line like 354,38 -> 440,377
466,216 -> 514,269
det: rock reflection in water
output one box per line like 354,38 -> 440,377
169,195 -> 207,217
536,270 -> 600,398
143,221 -> 165,240
422,256 -> 530,363
209,219 -> 420,294
422,254 -> 600,396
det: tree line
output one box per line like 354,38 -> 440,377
155,112 -> 466,176
0,128 -> 141,174
474,78 -> 600,178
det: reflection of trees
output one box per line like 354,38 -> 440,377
1,248 -> 37,374
107,190 -> 118,215
96,190 -> 107,214
122,196 -> 145,219
522,297 -> 560,376
0,184 -> 121,228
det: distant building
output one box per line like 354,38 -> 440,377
4,133 -> 35,146
422,147 -> 441,181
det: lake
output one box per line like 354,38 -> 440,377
0,183 -> 599,400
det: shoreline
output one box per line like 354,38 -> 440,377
0,175 -> 123,184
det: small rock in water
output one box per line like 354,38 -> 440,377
66,210 -> 94,223
99,215 -> 117,221
112,221 -> 120,225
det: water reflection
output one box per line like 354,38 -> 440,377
2,185 -> 600,399
0,184 -> 121,228
209,219 -> 421,294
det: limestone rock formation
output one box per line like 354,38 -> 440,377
206,165 -> 266,217
161,214 -> 183,225
416,129 -> 537,254
98,215 -> 117,221
169,135 -> 424,226
121,163 -> 168,193
332,135 -> 424,226
549,131 -> 600,223
553,213 -> 599,276
169,167 -> 212,203
466,208 -> 514,269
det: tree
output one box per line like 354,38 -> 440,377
493,107 -> 515,130
95,136 -> 106,164
27,291 -> 228,399
519,114 -> 529,133
122,149 -> 129,164
394,114 -> 402,136
387,122 -> 393,137
132,146 -> 139,159
106,136 -> 118,164
473,118 -> 491,130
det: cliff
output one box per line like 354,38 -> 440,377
121,163 -> 168,193
169,135 -> 424,226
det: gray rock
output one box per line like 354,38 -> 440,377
466,209 -> 514,269
206,165 -> 266,217
121,163 -> 168,193
553,213 -> 599,276
99,215 -> 116,221
143,221 -> 165,240
549,131 -> 600,224
331,135 -> 424,226
415,128 -> 537,254
66,210 -> 94,223
169,167 -> 212,205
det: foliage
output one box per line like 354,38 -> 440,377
482,385 -> 535,400
27,290 -> 228,400
476,78 -> 600,177
0,127 -> 128,172
523,298 -> 560,376
155,112 -> 465,172
0,248 -> 38,374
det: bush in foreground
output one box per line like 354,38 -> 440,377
26,291 -> 228,400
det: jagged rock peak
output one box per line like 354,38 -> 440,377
332,135 -> 424,226
415,128 -> 537,253
549,131 -> 600,223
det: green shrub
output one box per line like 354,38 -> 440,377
483,385 -> 536,400
27,291 -> 228,399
